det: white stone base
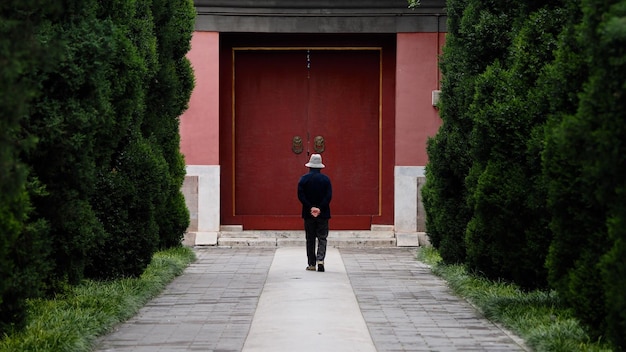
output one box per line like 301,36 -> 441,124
184,165 -> 220,235
195,232 -> 218,246
395,232 -> 419,247
394,166 -> 425,234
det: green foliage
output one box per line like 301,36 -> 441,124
407,0 -> 421,9
84,0 -> 194,278
541,0 -> 588,309
23,0 -> 116,286
601,212 -> 626,349
429,0 -> 625,347
424,0 -> 527,265
0,0 -> 61,333
88,136 -> 165,279
2,0 -> 195,331
543,0 -> 626,348
85,0 -> 158,280
144,0 -> 195,248
0,182 -> 51,334
0,247 -> 195,352
594,6 -> 626,347
422,0 -> 474,264
464,6 -> 566,290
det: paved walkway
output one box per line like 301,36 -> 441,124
95,247 -> 528,352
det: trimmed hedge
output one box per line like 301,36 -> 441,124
422,0 -> 475,264
1,0 -> 195,333
464,5 -> 565,289
424,0 -> 626,348
544,0 -> 626,347
0,0 -> 60,332
144,0 -> 195,249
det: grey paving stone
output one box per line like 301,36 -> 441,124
340,248 -> 528,352
95,248 -> 274,352
96,246 -> 529,352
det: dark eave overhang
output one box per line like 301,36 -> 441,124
194,0 -> 447,33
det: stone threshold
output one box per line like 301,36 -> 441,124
183,225 -> 427,248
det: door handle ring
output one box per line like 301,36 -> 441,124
313,135 -> 325,153
292,136 -> 304,154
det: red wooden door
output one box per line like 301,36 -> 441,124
233,49 -> 381,230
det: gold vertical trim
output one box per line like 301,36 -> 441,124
378,48 -> 383,217
231,48 -> 236,216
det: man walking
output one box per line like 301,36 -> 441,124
297,154 -> 332,272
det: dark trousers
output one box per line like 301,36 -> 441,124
304,217 -> 329,266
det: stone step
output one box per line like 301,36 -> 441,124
217,237 -> 397,247
219,230 -> 395,239
217,230 -> 398,247
186,227 -> 424,247
218,237 -> 278,247
276,238 -> 397,247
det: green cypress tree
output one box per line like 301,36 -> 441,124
588,3 -> 626,346
87,0 -> 194,278
0,1 -> 61,332
544,0 -> 626,346
464,3 -> 565,289
541,0 -> 588,306
422,0 -> 473,264
87,0 -> 161,279
423,0 -> 518,264
90,133 -> 165,278
143,0 -> 194,248
23,0 -> 115,286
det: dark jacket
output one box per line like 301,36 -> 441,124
297,169 -> 332,219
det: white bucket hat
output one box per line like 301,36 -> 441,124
305,154 -> 325,168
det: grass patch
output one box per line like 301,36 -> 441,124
416,246 -> 613,352
0,246 -> 196,352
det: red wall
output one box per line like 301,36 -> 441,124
180,32 -> 220,165
181,31 -> 445,169
395,32 -> 444,166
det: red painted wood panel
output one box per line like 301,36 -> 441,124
220,34 -> 396,230
234,50 -> 380,229
234,51 -> 307,216
307,50 -> 380,215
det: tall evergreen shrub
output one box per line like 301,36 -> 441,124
588,3 -> 626,346
143,0 -> 194,248
544,0 -> 626,347
89,134 -> 165,278
422,0 -> 474,264
87,0 -> 194,278
23,0 -> 115,286
2,0 -> 195,331
85,0 -> 161,279
540,0 -> 588,305
464,4 -> 564,289
423,0 -> 519,264
0,1 -> 61,332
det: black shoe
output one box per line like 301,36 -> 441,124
317,264 -> 325,272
